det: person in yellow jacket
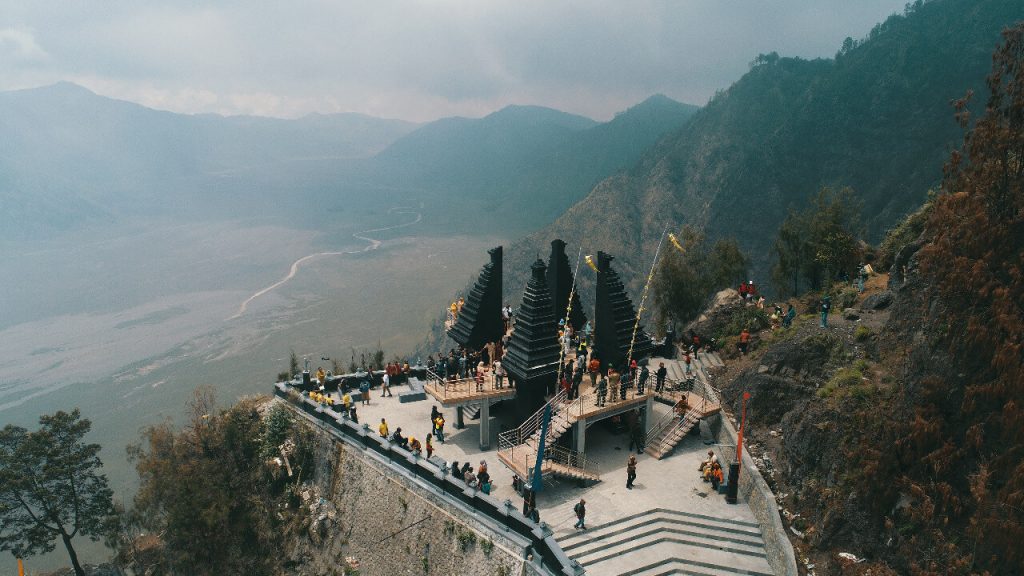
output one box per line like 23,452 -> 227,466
379,418 -> 389,439
342,392 -> 352,417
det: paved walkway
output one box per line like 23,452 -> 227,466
536,402 -> 774,575
319,353 -> 777,575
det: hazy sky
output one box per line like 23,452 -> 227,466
0,1 -> 911,122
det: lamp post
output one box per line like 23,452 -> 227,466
726,391 -> 750,504
736,391 -> 750,463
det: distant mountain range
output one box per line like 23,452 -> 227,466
506,0 -> 1024,298
0,83 -> 698,240
0,82 -> 420,238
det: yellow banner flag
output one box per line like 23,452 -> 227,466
668,233 -> 685,253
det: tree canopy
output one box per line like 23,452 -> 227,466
121,388 -> 314,575
0,409 -> 115,576
771,187 -> 862,295
652,226 -> 748,331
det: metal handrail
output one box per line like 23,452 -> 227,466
545,444 -> 598,478
425,367 -> 507,399
643,410 -> 678,445
498,388 -> 569,467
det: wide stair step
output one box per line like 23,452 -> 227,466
557,509 -> 772,576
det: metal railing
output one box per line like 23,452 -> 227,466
274,383 -> 581,576
643,406 -> 702,453
545,444 -> 598,479
425,367 -> 511,398
499,387 -> 569,466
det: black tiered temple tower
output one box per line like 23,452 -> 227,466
546,239 -> 587,330
448,246 -> 504,351
503,259 -> 562,421
592,251 -> 654,371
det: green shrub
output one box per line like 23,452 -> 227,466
261,404 -> 294,458
832,286 -> 859,309
830,366 -> 864,388
456,528 -> 477,551
716,307 -> 771,341
854,325 -> 873,341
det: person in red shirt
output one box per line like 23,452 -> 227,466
738,328 -> 751,355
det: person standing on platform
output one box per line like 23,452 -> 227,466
342,391 -> 352,417
493,359 -> 505,389
608,367 -> 621,403
359,379 -> 370,405
655,362 -> 667,393
638,364 -> 649,395
626,454 -> 637,489
571,361 -> 584,400
596,374 -> 608,407
588,357 -> 601,390
381,370 -> 392,397
434,413 -> 446,443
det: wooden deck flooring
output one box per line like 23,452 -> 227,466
423,375 -> 516,407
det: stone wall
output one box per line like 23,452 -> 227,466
276,384 -> 579,576
712,414 -> 799,576
290,419 -> 524,576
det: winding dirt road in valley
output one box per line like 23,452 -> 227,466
228,208 -> 422,320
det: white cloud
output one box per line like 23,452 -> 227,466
0,27 -> 49,61
0,1 -> 912,121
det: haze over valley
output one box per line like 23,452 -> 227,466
4,1 -> 1022,573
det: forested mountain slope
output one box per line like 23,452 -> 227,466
507,0 -> 1024,299
368,95 -> 699,232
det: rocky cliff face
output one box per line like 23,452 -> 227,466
695,276 -> 912,574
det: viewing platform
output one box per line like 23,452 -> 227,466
422,369 -> 516,408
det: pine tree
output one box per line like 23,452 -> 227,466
0,410 -> 116,576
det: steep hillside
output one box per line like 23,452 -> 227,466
711,24 -> 1023,575
370,96 -> 698,233
507,0 -> 1024,300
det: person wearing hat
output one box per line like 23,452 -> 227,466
573,499 -> 587,529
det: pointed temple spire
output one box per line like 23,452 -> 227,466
448,246 -> 504,351
546,239 -> 587,330
592,251 -> 654,371
503,259 -> 562,420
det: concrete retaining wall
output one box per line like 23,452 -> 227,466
712,414 -> 798,576
277,384 -> 580,576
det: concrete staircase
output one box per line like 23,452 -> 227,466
557,508 -> 774,576
497,388 -> 599,483
644,407 -> 702,459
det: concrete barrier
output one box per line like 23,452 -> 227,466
275,383 -> 580,575
713,414 -> 798,576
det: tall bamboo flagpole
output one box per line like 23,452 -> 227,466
626,225 -> 670,369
